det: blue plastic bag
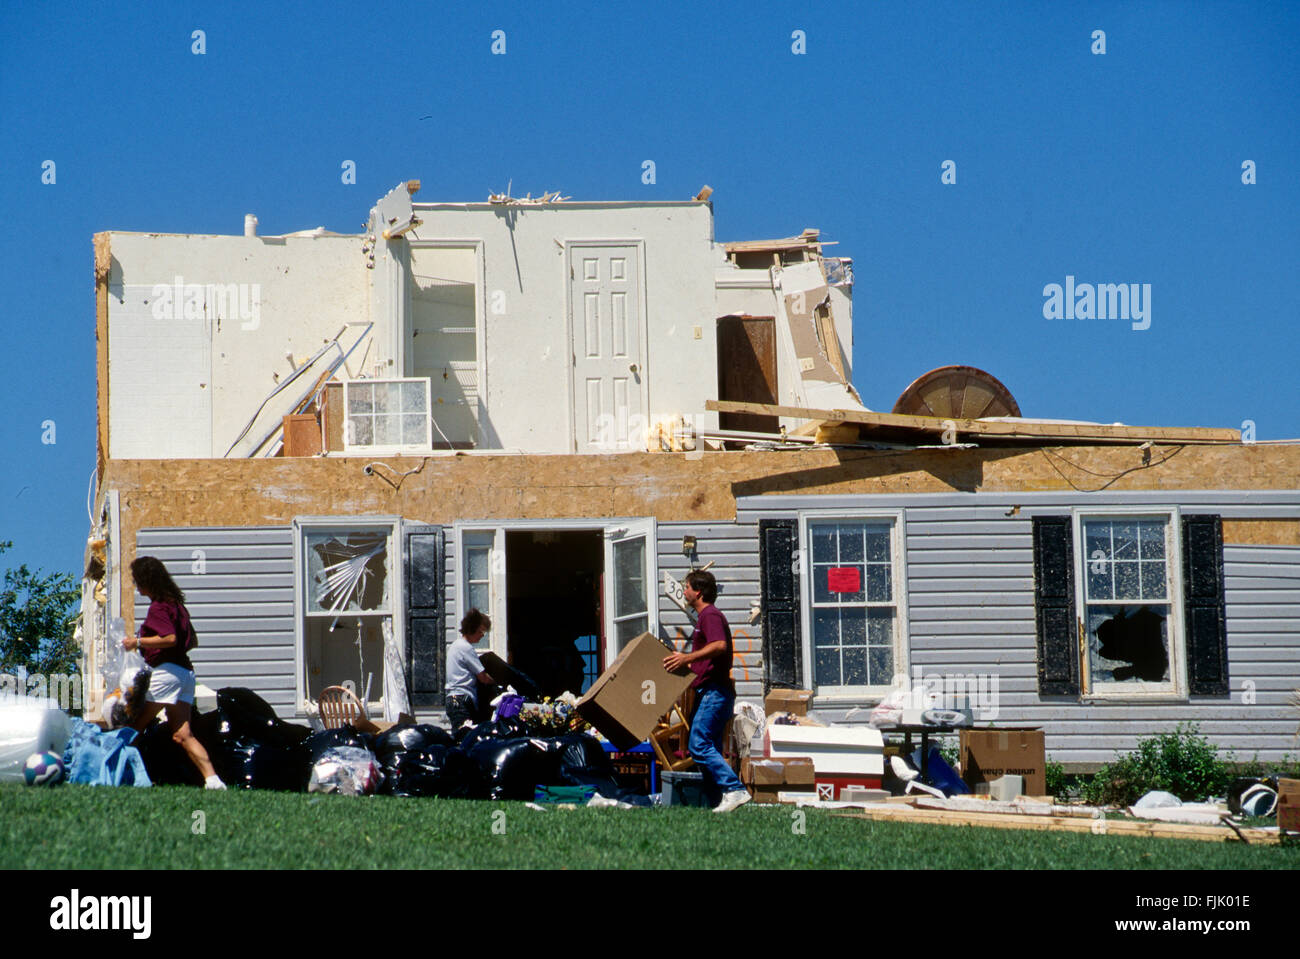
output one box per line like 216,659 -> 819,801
63,718 -> 152,787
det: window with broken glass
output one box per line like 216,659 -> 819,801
1076,512 -> 1183,696
300,526 -> 395,708
805,517 -> 904,696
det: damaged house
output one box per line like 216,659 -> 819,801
80,182 -> 1300,768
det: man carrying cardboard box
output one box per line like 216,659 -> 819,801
662,570 -> 751,813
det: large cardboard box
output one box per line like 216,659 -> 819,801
764,688 -> 814,716
1278,778 -> 1300,832
742,756 -> 817,804
960,727 -> 1046,797
575,633 -> 694,750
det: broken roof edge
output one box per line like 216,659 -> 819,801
96,229 -> 364,240
412,199 -> 712,210
706,400 -> 1244,445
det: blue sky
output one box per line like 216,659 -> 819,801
1,0 -> 1297,578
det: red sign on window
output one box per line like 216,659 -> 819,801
827,567 -> 861,593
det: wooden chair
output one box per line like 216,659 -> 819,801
317,685 -> 366,730
650,701 -> 696,773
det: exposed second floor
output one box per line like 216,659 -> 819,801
95,182 -> 861,467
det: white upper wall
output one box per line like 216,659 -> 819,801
106,233 -> 371,459
102,195 -> 855,458
389,201 -> 719,452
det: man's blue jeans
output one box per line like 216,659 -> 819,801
688,685 -> 743,795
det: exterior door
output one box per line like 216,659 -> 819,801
603,519 -> 658,655
569,244 -> 644,452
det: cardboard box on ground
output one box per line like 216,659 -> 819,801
575,633 -> 695,750
741,756 -> 816,803
1279,778 -> 1300,832
960,727 -> 1046,797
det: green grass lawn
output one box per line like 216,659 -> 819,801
3,783 -> 1296,870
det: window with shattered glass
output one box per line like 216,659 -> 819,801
807,518 -> 900,693
1081,516 -> 1176,690
306,531 -> 390,614
299,525 -> 396,709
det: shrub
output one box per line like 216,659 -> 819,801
1044,759 -> 1068,800
1081,723 -> 1229,806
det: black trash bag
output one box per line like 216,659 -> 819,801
213,687 -> 313,750
373,723 -> 456,765
384,744 -> 483,799
305,727 -> 374,764
457,718 -> 529,751
134,719 -> 204,787
554,733 -> 614,777
469,737 -> 552,801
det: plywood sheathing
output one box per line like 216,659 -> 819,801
101,443 -> 1300,530
1222,519 -> 1300,546
94,232 -> 112,482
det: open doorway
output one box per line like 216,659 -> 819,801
505,529 -> 604,698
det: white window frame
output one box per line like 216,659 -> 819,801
453,517 -> 659,664
798,509 -> 909,702
341,377 -> 434,454
1070,506 -> 1187,701
291,515 -> 404,716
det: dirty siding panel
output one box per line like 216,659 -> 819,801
737,492 -> 1300,765
136,526 -> 298,717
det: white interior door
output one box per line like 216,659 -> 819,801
603,519 -> 658,655
569,244 -> 644,452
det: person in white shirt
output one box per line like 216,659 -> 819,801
445,609 -> 495,735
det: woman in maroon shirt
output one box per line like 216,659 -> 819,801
123,556 -> 225,789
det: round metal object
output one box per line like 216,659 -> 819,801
891,365 -> 1021,419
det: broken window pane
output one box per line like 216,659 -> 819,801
306,531 -> 390,614
1138,520 -> 1166,558
1087,604 -> 1170,683
1112,522 -> 1139,560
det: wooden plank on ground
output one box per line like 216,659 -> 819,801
706,400 -> 1242,445
833,802 -> 1279,844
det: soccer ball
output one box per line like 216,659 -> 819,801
24,751 -> 65,787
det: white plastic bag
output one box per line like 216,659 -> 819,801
0,699 -> 73,782
308,746 -> 381,796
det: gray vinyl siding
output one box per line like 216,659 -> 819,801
135,526 -> 297,718
737,491 -> 1300,767
657,521 -> 764,708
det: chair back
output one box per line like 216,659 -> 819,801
318,685 -> 365,730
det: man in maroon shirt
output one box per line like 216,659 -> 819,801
663,569 -> 750,812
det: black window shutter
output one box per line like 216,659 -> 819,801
1032,516 -> 1080,696
404,524 -> 446,709
759,518 -> 802,691
1182,514 -> 1229,696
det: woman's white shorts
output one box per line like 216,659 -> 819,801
147,663 -> 196,705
